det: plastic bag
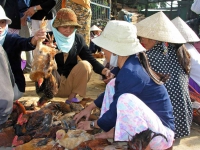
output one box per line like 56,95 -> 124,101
191,0 -> 200,14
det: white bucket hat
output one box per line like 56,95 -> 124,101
92,20 -> 146,56
136,11 -> 186,44
0,5 -> 11,24
90,25 -> 102,31
171,17 -> 200,42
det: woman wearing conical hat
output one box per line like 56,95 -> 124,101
74,20 -> 175,150
172,16 -> 200,93
136,12 -> 192,143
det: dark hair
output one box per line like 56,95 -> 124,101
174,44 -> 191,75
128,128 -> 168,150
138,52 -> 169,85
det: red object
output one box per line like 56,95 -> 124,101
194,41 -> 200,53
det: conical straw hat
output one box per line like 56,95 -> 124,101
136,11 -> 186,43
171,17 -> 200,42
90,25 -> 102,31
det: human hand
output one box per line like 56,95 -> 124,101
95,128 -> 115,139
73,108 -> 92,124
77,121 -> 93,130
45,33 -> 56,48
102,68 -> 114,84
31,29 -> 47,45
24,7 -> 36,17
20,16 -> 27,26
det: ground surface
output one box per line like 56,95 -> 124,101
1,58 -> 200,149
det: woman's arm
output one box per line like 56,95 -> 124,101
73,102 -> 97,123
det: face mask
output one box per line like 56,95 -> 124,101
110,53 -> 118,67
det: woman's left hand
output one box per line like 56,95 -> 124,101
77,121 -> 93,130
102,68 -> 115,83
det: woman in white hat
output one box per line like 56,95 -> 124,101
172,16 -> 200,93
136,12 -> 192,142
0,6 -> 46,100
74,20 -> 175,150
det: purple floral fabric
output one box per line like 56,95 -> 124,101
100,78 -> 174,149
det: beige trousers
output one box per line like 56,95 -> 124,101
55,60 -> 93,98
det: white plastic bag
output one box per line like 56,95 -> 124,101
191,0 -> 200,14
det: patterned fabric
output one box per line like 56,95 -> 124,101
146,42 -> 192,138
66,0 -> 92,46
100,78 -> 174,149
8,28 -> 19,35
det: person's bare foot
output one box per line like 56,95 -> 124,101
94,128 -> 114,139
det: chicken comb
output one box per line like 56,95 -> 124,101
17,113 -> 27,125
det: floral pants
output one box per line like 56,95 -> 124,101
100,78 -> 174,150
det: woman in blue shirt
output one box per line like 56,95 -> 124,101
74,20 -> 175,150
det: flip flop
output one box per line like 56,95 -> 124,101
65,97 -> 80,104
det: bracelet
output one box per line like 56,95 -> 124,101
90,121 -> 95,129
34,6 -> 37,12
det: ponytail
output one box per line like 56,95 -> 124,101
138,52 -> 169,85
175,44 -> 191,75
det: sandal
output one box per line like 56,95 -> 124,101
65,97 -> 80,104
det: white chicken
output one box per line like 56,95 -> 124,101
56,129 -> 94,149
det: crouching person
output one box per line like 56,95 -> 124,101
74,20 -> 175,150
50,8 -> 113,103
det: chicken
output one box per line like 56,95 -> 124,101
14,107 -> 53,138
92,52 -> 104,58
56,129 -> 94,149
14,138 -> 56,150
46,101 -> 71,114
74,139 -> 111,150
12,135 -> 32,147
78,97 -> 94,108
36,74 -> 58,106
0,101 -> 26,129
0,126 -> 16,147
29,17 -> 58,106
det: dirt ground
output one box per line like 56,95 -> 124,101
11,57 -> 200,149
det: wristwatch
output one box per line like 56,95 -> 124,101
34,6 -> 37,12
90,121 -> 95,129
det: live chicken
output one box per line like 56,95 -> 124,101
29,18 -> 58,106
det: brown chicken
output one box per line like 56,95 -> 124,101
0,101 -> 26,129
29,18 -> 58,106
14,138 -> 56,150
0,126 -> 16,147
74,139 -> 111,150
12,135 -> 32,147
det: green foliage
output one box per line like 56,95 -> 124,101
160,2 -> 167,8
137,3 -> 159,12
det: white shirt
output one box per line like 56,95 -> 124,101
185,43 -> 200,86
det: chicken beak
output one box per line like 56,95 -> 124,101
37,78 -> 44,87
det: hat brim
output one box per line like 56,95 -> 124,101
135,12 -> 186,44
92,34 -> 146,56
171,17 -> 200,42
0,17 -> 12,25
53,22 -> 82,28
